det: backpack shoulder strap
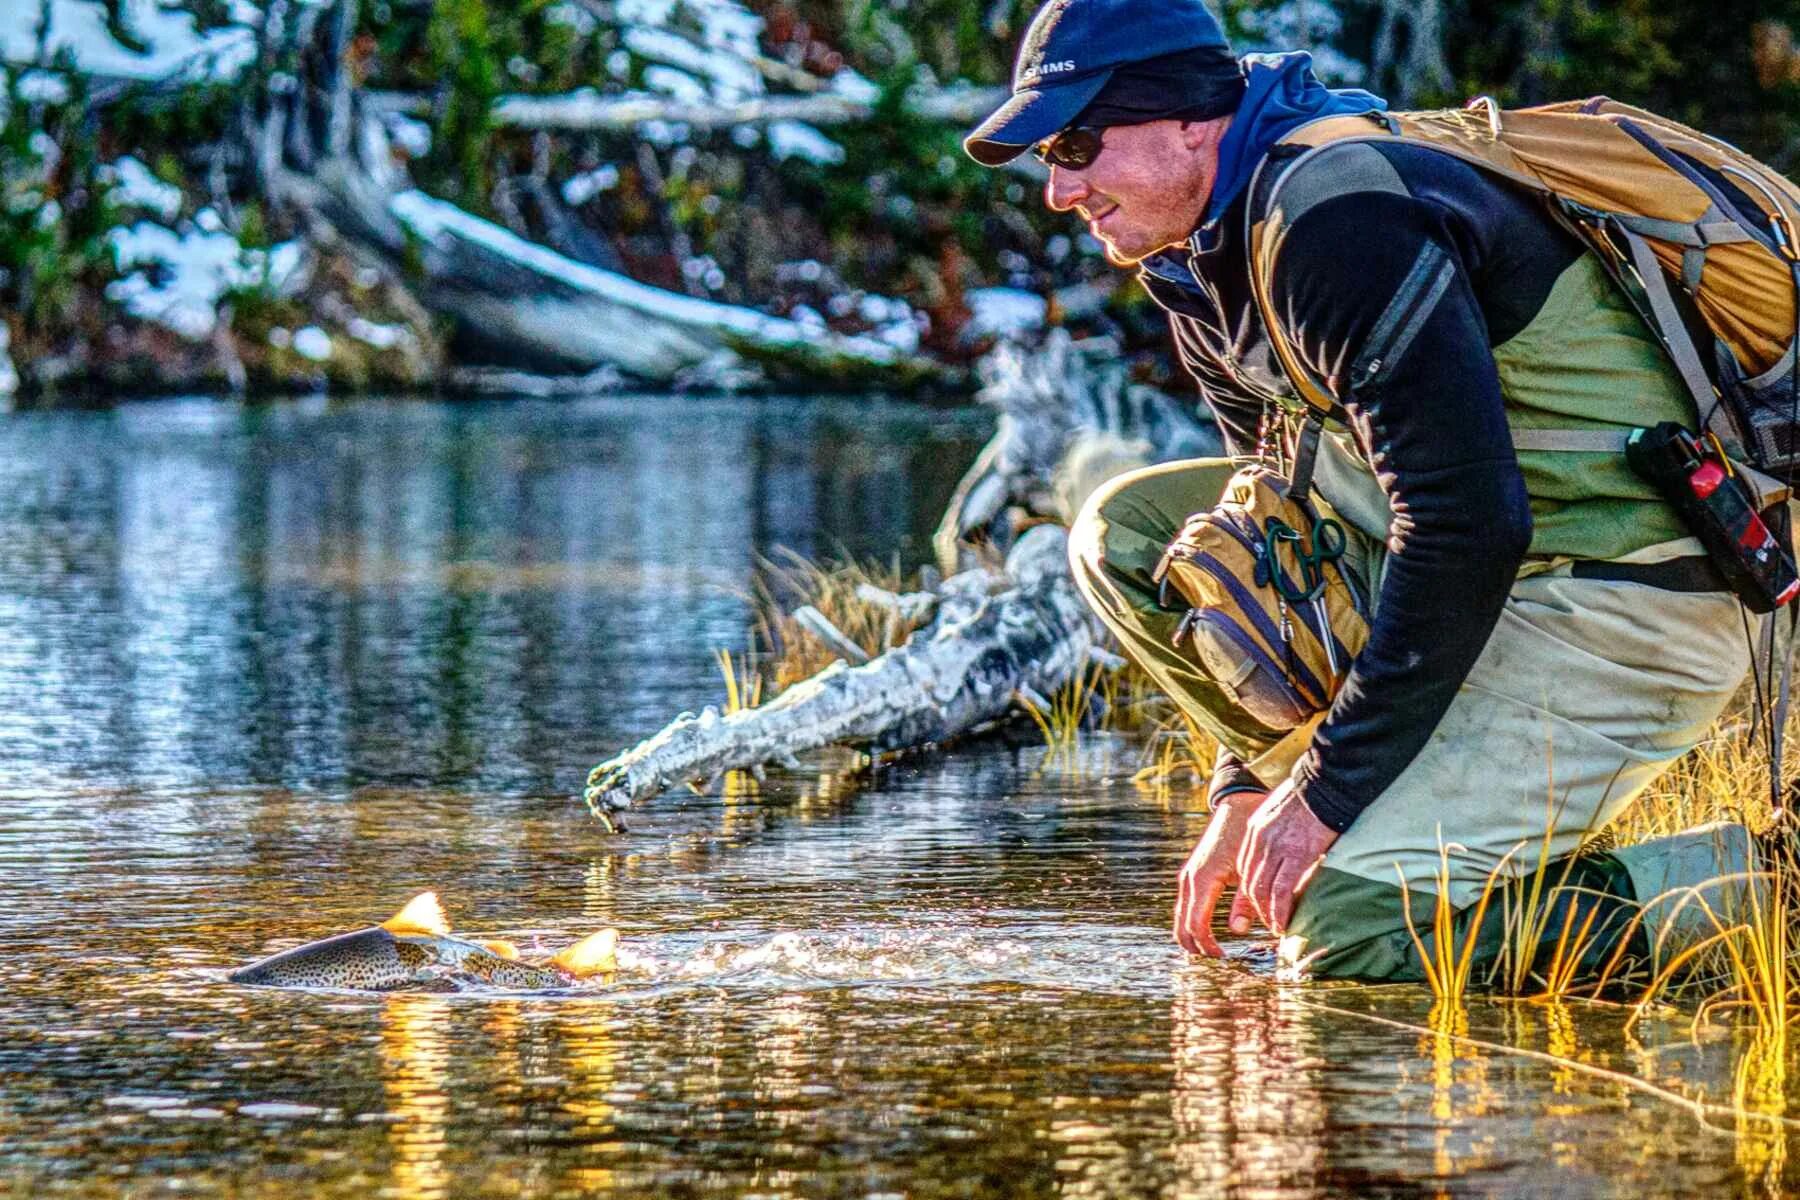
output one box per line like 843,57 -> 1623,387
1242,110 -> 1510,422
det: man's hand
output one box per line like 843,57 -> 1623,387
1173,790 -> 1265,957
1232,779 -> 1338,936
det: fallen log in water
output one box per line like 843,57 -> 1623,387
582,334 -> 1222,819
382,189 -> 951,388
271,150 -> 952,388
583,524 -> 1099,818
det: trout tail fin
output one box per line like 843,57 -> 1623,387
549,930 -> 619,979
381,892 -> 452,937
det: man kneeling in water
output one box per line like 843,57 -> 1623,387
962,0 -> 1766,979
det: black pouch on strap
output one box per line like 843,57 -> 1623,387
1624,422 -> 1800,612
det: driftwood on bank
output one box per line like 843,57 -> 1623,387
583,523 -> 1098,817
264,117 -> 952,388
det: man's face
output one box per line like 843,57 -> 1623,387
1042,117 -> 1228,265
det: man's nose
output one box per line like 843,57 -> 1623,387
1044,165 -> 1088,213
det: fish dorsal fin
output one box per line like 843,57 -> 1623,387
549,930 -> 618,979
481,939 -> 521,960
380,892 -> 451,937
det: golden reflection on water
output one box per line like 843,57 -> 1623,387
379,994 -> 454,1200
582,856 -> 620,927
1409,1001 -> 1500,1193
1046,1098 -> 1132,1200
556,1007 -> 619,1194
1736,1029 -> 1789,1195
1167,973 -> 1325,1198
755,992 -> 823,1124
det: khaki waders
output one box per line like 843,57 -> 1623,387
1071,437 -> 1759,982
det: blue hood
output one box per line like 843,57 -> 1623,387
1202,52 -> 1386,228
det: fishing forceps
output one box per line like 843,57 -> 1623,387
1263,516 -> 1349,676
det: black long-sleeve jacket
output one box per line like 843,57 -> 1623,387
1137,139 -> 1601,832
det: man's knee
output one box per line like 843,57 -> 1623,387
1284,851 -> 1646,984
1067,461 -> 1169,624
1069,456 -> 1235,622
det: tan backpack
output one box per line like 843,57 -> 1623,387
1247,96 -> 1800,479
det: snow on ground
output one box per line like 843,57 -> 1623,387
854,292 -> 923,352
14,70 -> 71,102
106,213 -> 303,340
828,68 -> 880,104
384,114 -> 432,158
101,156 -> 183,220
642,63 -> 710,105
1,0 -> 256,82
625,25 -> 761,103
291,326 -> 332,361
347,318 -> 409,350
0,324 -> 17,399
562,164 -> 620,206
546,2 -> 599,34
766,120 -> 844,165
966,288 -> 1048,341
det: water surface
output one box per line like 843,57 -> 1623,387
0,395 -> 1788,1197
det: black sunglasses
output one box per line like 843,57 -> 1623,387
1033,126 -> 1105,171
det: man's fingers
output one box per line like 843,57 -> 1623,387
1267,859 -> 1303,933
1172,868 -> 1198,954
1174,868 -> 1226,957
1239,836 -> 1274,930
1248,852 -> 1278,930
1227,886 -> 1255,936
1233,823 -> 1263,930
1192,873 -> 1226,957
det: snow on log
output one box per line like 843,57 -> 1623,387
583,523 -> 1096,815
385,189 -> 949,387
363,84 -> 1009,133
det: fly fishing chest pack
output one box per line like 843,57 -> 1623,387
1152,464 -> 1370,733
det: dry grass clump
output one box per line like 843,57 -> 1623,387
715,648 -> 762,714
1399,832 -> 1518,1009
1019,659 -> 1113,768
1611,704 -> 1798,846
1132,708 -> 1219,800
752,549 -> 932,691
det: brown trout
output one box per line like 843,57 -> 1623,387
228,892 -> 618,992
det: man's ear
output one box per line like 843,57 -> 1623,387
1178,115 -> 1231,151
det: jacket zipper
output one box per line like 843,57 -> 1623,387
1350,241 -> 1456,394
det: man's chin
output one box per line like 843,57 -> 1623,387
1099,235 -> 1177,268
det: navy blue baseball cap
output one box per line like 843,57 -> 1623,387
964,0 -> 1235,166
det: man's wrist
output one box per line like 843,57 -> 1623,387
1287,760 -> 1361,834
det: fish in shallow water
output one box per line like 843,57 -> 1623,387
228,892 -> 618,992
